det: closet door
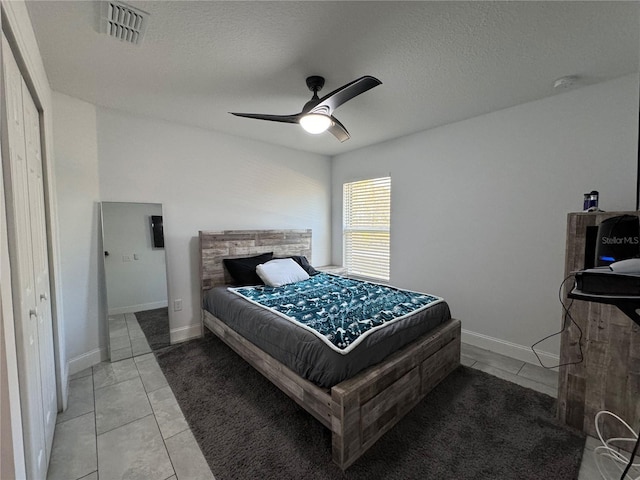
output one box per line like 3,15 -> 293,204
2,34 -> 52,479
23,75 -> 56,459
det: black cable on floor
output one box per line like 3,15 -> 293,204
620,432 -> 640,480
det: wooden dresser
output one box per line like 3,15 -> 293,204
557,211 -> 640,439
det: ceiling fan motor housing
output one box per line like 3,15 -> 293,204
306,76 -> 325,93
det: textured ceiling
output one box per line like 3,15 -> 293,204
26,1 -> 640,156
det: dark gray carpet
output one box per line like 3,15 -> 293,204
134,307 -> 170,351
156,332 -> 585,480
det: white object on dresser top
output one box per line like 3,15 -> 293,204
315,265 -> 347,275
609,258 -> 640,274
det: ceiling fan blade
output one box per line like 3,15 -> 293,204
312,76 -> 382,113
328,116 -> 350,143
229,112 -> 300,124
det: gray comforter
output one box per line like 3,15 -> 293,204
203,285 -> 451,388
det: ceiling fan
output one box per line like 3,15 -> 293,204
230,75 -> 382,142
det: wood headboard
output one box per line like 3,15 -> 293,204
199,229 -> 312,290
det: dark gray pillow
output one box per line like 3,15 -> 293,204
276,255 -> 319,276
223,252 -> 273,286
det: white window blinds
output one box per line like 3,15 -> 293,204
343,176 -> 391,281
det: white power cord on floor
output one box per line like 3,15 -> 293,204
594,410 -> 640,480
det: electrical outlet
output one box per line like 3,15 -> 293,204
173,299 -> 182,311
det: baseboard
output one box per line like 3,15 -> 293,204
60,363 -> 69,411
170,323 -> 202,343
461,329 -> 559,370
67,347 -> 107,376
108,301 -> 168,316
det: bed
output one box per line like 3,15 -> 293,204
199,229 -> 461,469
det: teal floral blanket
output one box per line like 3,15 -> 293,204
229,273 -> 443,354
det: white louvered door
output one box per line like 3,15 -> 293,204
2,34 -> 56,479
23,68 -> 57,459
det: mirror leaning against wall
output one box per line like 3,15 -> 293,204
100,202 -> 170,362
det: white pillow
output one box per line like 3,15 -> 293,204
256,258 -> 310,287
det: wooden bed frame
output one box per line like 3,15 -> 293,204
199,229 -> 461,470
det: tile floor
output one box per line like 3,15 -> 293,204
47,351 -> 214,480
108,313 -> 153,362
47,342 -> 629,479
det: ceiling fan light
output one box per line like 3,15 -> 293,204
300,114 -> 332,134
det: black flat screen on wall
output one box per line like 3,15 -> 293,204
151,215 -> 164,248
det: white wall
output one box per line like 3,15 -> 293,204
52,92 -> 104,372
102,202 -> 167,314
96,108 -> 331,342
332,74 -> 639,365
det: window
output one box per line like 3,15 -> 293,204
343,176 -> 391,281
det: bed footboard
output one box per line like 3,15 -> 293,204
203,309 -> 461,470
330,318 -> 460,469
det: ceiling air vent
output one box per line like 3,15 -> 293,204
100,1 -> 149,45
